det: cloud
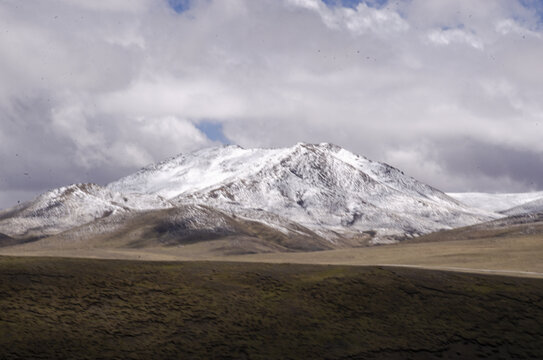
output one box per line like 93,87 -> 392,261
1,0 -> 543,208
426,28 -> 484,49
98,77 -> 246,119
287,0 -> 409,35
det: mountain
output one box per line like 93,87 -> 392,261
501,197 -> 543,216
108,143 -> 495,241
448,192 -> 543,213
0,143 -> 498,251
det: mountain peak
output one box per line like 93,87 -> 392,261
294,142 -> 338,148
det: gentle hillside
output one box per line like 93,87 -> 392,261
408,211 -> 543,244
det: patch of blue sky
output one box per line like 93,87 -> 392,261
519,0 -> 543,27
168,0 -> 191,13
322,0 -> 388,9
520,0 -> 543,17
196,121 -> 230,144
440,24 -> 466,31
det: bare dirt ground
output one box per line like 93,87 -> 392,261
1,233 -> 542,278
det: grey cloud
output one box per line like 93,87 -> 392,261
1,0 -> 543,209
377,137 -> 543,193
435,138 -> 543,191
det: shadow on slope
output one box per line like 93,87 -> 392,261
7,206 -> 336,255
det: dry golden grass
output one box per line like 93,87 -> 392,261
2,233 -> 542,278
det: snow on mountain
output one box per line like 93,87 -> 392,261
501,197 -> 543,216
448,192 -> 543,213
108,143 -> 497,243
107,145 -> 292,198
0,183 -> 172,238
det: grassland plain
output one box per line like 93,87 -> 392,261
1,256 -> 543,359
3,232 -> 542,277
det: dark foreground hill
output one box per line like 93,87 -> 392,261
0,256 -> 542,359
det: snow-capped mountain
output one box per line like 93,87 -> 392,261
0,143 -> 500,249
108,143 -> 497,242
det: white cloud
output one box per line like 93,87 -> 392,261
98,77 -> 247,119
53,0 -> 153,13
287,0 -> 409,36
427,28 -> 484,49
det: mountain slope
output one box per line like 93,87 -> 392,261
19,205 -> 336,254
502,197 -> 543,216
0,183 -> 172,239
407,211 -> 543,244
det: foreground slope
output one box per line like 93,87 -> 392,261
1,257 -> 542,360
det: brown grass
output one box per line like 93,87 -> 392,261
1,233 -> 543,278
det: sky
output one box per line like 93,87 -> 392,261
1,0 -> 543,209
